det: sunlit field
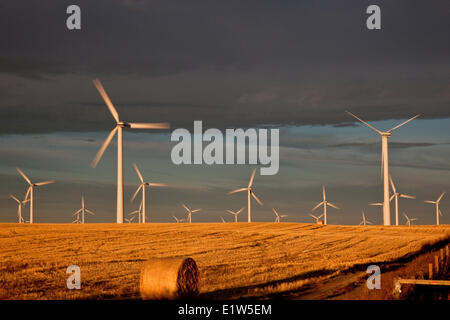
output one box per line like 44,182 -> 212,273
0,223 -> 449,300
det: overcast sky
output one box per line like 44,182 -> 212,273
0,1 -> 449,224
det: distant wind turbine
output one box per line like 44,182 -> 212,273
403,212 -> 417,226
129,201 -> 143,224
90,79 -> 170,223
228,168 -> 263,222
309,213 -> 324,224
389,175 -> 415,226
359,210 -> 373,226
131,163 -> 167,224
424,192 -> 445,225
125,216 -> 135,223
173,216 -> 184,223
182,203 -> 201,223
272,208 -> 288,223
10,194 -> 29,223
346,111 -> 420,225
311,185 -> 339,225
73,194 -> 95,224
226,207 -> 245,223
17,168 -> 55,224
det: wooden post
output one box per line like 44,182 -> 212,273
428,263 -> 433,279
434,255 -> 439,274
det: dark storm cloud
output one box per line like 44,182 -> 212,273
0,0 -> 449,134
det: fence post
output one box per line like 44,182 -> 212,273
428,263 -> 433,279
434,255 -> 439,274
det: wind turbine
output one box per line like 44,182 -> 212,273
346,111 -> 420,225
311,185 -> 339,225
272,208 -> 288,223
10,194 -> 30,223
389,175 -> 415,226
359,210 -> 373,226
226,207 -> 245,223
403,212 -> 417,226
131,163 -> 167,224
182,203 -> 201,223
309,213 -> 324,224
228,168 -> 263,222
73,194 -> 95,224
129,201 -> 143,224
16,168 -> 55,224
72,215 -> 81,224
90,79 -> 170,223
424,192 -> 445,225
172,216 -> 184,223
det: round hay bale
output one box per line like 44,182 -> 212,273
140,257 -> 199,300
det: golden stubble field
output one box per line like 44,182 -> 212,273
0,223 -> 449,300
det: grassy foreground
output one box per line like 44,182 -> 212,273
0,223 -> 449,299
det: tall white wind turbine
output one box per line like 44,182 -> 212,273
311,185 -> 339,225
131,163 -> 167,224
182,203 -> 201,223
91,79 -> 170,223
73,194 -> 95,224
17,168 -> 55,224
226,207 -> 245,223
346,111 -> 420,225
309,213 -> 324,223
359,210 -> 373,226
403,212 -> 417,226
10,194 -> 29,223
272,208 -> 288,223
389,176 -> 415,226
228,168 -> 263,222
424,192 -> 445,225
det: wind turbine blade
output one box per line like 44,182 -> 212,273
327,202 -> 339,210
35,180 -> 55,186
128,210 -> 139,215
251,192 -> 263,205
424,200 -> 436,204
133,163 -> 144,183
25,187 -> 31,201
400,194 -> 416,199
312,201 -> 324,211
389,194 -> 395,202
389,175 -> 397,193
73,209 -> 82,216
359,221 -> 363,225
22,199 -> 30,204
91,126 -> 119,168
81,194 -> 85,208
309,214 -> 318,219
248,168 -> 256,188
182,203 -> 190,212
369,202 -> 383,206
237,207 -> 245,215
387,114 -> 421,133
439,209 -> 443,217
410,218 -> 418,221
322,185 -> 326,200
280,215 -> 288,218
191,209 -> 201,213
148,183 -> 167,187
131,184 -> 143,202
10,195 -> 20,203
16,168 -> 31,185
92,79 -> 120,123
85,209 -> 95,215
226,210 -> 235,215
402,212 -> 409,220
228,187 -> 248,195
437,192 -> 445,203
128,122 -> 170,129
272,208 -> 279,217
367,221 -> 373,225
346,111 -> 382,134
